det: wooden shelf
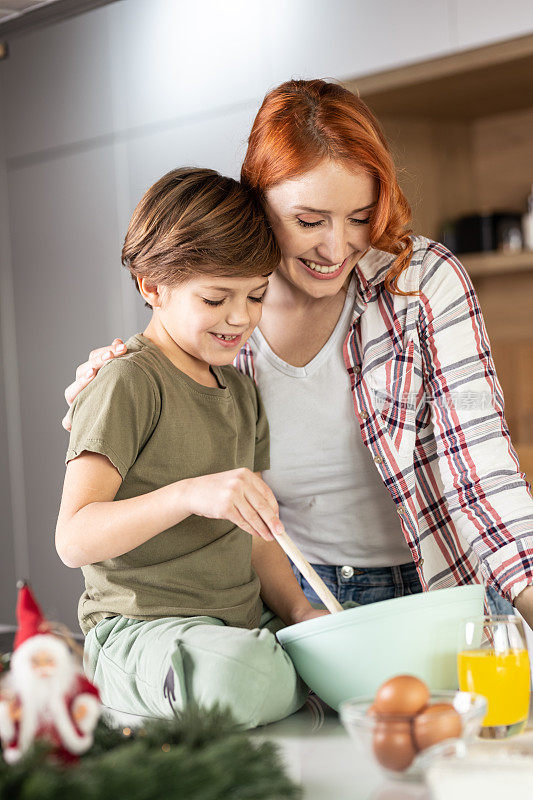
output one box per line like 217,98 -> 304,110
344,34 -> 533,121
460,251 -> 533,278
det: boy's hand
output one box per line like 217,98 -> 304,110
291,607 -> 330,624
62,338 -> 127,430
184,468 -> 283,542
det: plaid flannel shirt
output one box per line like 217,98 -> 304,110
235,236 -> 533,603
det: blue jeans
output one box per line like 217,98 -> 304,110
291,562 -> 514,616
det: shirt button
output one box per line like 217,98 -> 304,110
340,566 -> 354,579
373,455 -> 383,464
397,504 -> 405,515
418,558 -> 424,568
354,366 -> 361,374
360,411 -> 369,421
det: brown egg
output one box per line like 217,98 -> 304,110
413,703 -> 462,751
374,675 -> 430,718
372,719 -> 417,772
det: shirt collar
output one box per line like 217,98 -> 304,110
355,247 -> 396,297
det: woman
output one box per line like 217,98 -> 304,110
63,79 -> 533,625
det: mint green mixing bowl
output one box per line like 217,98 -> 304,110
276,585 -> 484,711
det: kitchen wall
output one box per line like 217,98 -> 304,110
1,0 -> 533,628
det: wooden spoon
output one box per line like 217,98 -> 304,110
274,530 -> 343,614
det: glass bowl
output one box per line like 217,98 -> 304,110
339,690 -> 487,782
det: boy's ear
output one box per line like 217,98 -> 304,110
137,277 -> 162,308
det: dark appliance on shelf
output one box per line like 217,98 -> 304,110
441,212 -> 523,254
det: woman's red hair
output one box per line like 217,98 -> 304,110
241,79 -> 414,295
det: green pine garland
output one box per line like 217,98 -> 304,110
0,703 -> 302,800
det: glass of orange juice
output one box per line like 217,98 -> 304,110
457,615 -> 530,738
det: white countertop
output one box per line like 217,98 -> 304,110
252,702 -> 533,800
103,689 -> 533,799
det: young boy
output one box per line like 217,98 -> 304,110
55,168 -> 323,728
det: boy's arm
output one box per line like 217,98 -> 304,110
250,473 -> 329,626
55,452 -> 193,568
251,536 -> 329,625
56,456 -> 283,568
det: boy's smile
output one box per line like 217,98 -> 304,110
209,332 -> 244,348
140,274 -> 269,385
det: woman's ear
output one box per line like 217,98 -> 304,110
137,277 -> 162,308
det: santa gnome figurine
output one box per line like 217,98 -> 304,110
0,581 -> 100,764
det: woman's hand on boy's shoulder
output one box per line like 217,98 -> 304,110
62,338 -> 127,430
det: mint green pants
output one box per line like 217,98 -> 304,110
84,608 -> 308,729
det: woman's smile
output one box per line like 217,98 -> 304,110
297,255 -> 352,279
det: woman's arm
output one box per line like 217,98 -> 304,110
56,454 -> 283,568
418,243 -> 533,615
514,586 -> 533,622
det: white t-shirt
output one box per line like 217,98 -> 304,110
249,278 -> 412,567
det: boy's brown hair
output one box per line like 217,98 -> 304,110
122,168 -> 280,299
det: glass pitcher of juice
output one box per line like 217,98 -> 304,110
457,615 -> 530,738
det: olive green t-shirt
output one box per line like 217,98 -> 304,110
66,334 -> 269,635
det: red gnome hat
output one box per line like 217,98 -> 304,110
13,580 -> 51,650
